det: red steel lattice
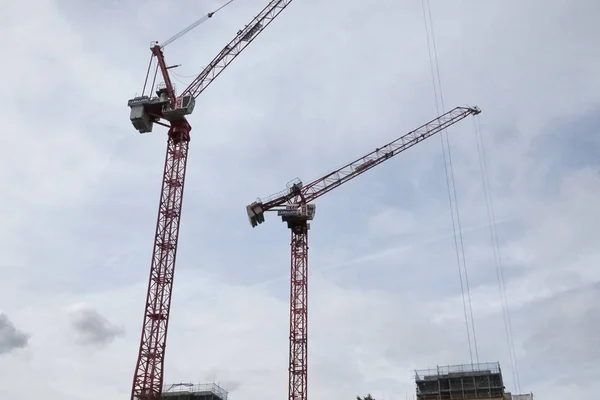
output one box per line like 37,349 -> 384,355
131,128 -> 190,400
288,223 -> 309,400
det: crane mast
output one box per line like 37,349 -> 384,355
126,1 -> 297,398
246,105 -> 481,400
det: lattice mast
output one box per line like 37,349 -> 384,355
246,106 -> 482,400
288,220 -> 309,400
126,1 -> 298,399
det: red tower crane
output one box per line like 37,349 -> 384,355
246,105 -> 482,400
126,1 -> 297,399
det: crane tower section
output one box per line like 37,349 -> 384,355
288,222 -> 309,400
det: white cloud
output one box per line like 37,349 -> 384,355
1,0 -> 599,399
368,208 -> 416,238
523,283 -> 600,367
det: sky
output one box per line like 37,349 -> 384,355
1,0 -> 599,399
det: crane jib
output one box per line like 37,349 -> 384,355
180,0 -> 295,99
299,107 -> 480,202
248,105 -> 481,218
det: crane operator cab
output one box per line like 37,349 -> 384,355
127,84 -> 196,134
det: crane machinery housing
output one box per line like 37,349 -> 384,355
126,1 -> 298,399
246,105 -> 481,400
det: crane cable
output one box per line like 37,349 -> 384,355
472,115 -> 522,393
161,0 -> 237,48
420,0 -> 479,365
170,69 -> 207,89
420,0 -> 522,391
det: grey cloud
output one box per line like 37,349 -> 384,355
1,0 -> 600,399
220,380 -> 241,393
523,283 -> 600,367
68,306 -> 124,347
0,314 -> 29,355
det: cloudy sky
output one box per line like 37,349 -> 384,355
1,0 -> 599,399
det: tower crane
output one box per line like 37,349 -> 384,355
245,105 -> 482,400
126,1 -> 297,399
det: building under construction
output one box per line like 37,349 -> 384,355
415,362 -> 508,400
414,362 -> 534,400
160,383 -> 228,400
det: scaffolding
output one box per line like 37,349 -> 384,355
161,383 -> 228,400
415,362 -> 506,400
